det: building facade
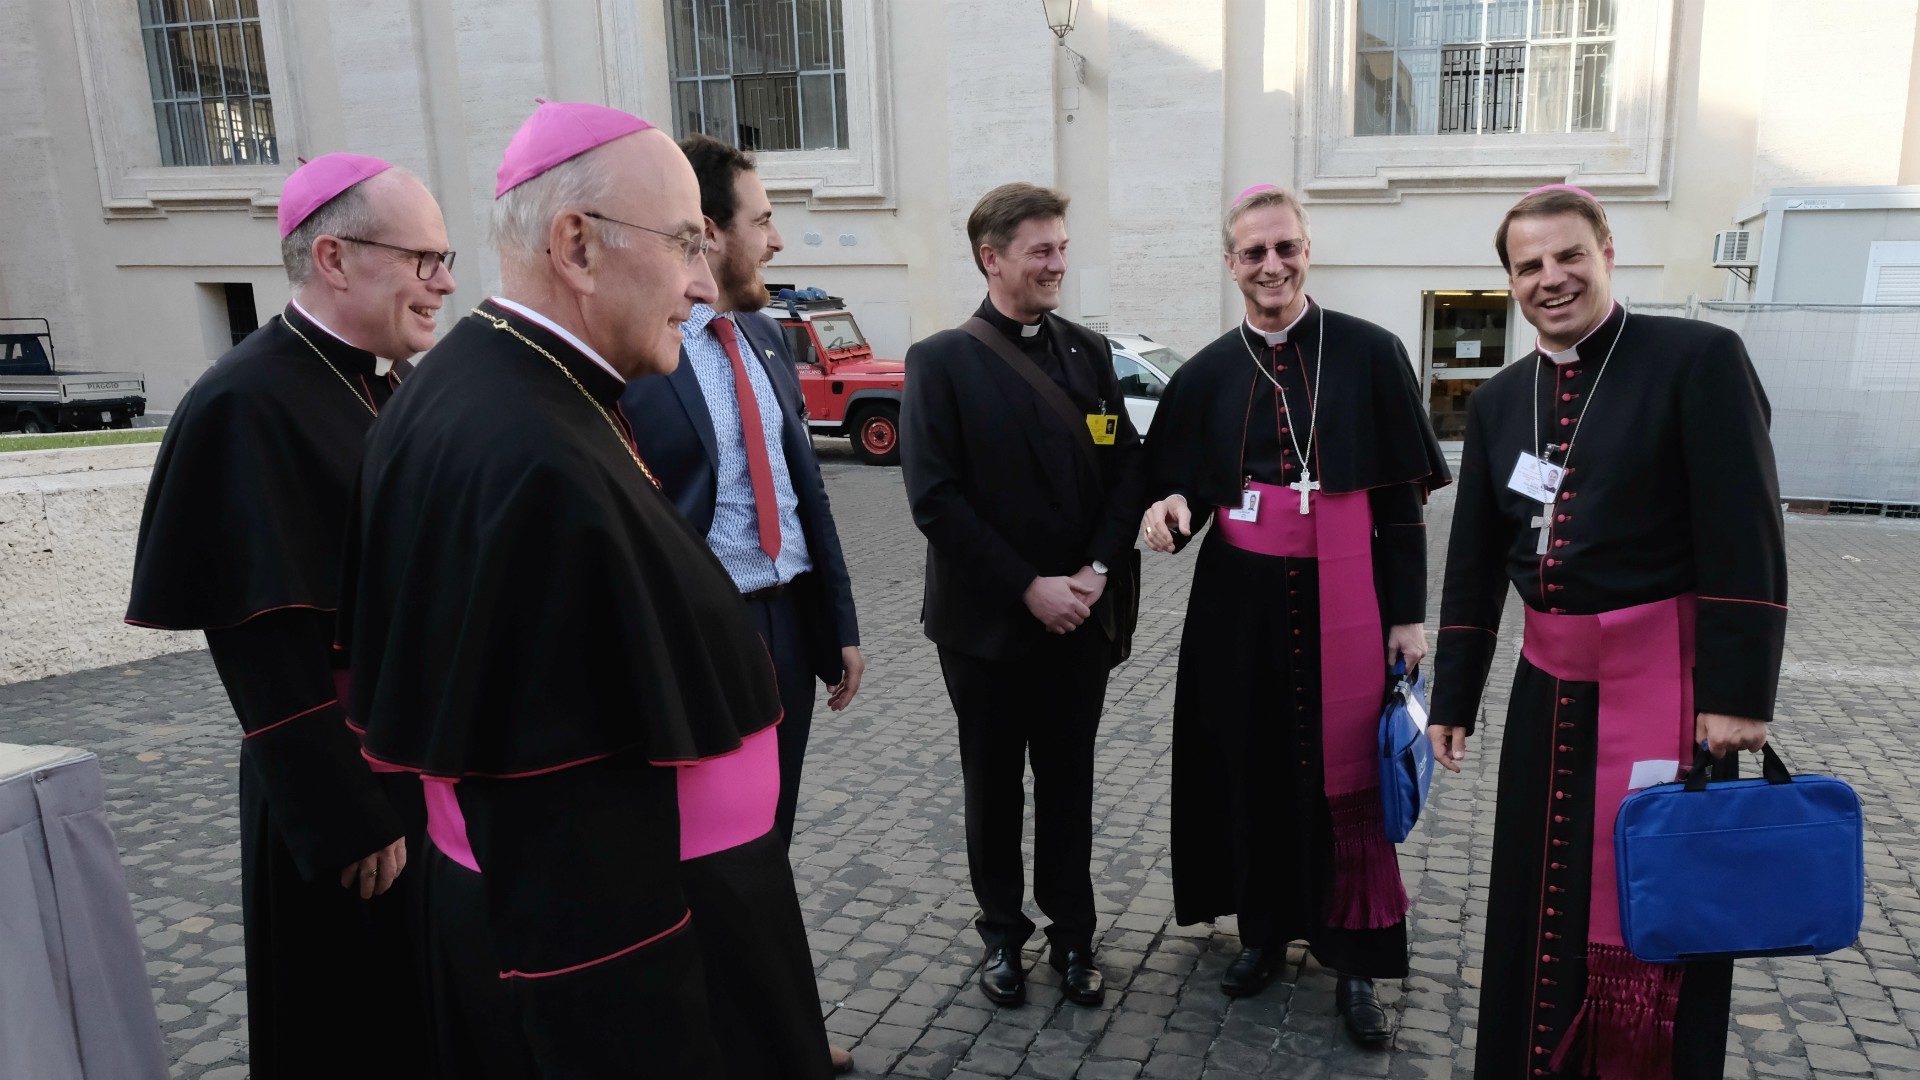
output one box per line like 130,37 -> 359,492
5,0 -> 1919,419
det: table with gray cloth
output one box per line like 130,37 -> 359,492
0,743 -> 166,1079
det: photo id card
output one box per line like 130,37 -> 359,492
1227,487 -> 1261,522
1086,412 -> 1118,446
1506,451 -> 1565,503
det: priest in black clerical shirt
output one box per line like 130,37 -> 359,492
1139,185 -> 1448,1045
1431,186 -> 1786,1080
127,153 -> 452,1075
901,182 -> 1146,1010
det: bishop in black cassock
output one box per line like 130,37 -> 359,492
127,153 -> 450,1076
1433,187 -> 1787,1080
340,101 -> 832,1079
1142,185 -> 1447,1043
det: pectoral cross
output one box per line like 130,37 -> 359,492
1531,502 -> 1553,555
1290,469 -> 1320,515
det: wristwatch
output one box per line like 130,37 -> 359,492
1090,560 -> 1109,576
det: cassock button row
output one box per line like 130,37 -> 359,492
1548,584 -> 1565,592
1279,427 -> 1289,434
1559,696 -> 1573,705
1545,558 -> 1559,567
1550,607 -> 1566,614
1553,539 -> 1570,548
1562,392 -> 1578,402
1559,417 -> 1572,426
1557,513 -> 1570,523
1549,885 -> 1565,894
1558,721 -> 1575,730
1561,491 -> 1576,501
1564,368 -> 1581,378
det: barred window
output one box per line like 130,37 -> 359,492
1356,0 -> 1615,136
666,0 -> 848,152
138,0 -> 279,167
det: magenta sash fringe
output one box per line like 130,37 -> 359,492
1523,595 -> 1697,1080
1215,482 -> 1408,930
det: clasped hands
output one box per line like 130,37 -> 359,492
1025,566 -> 1107,634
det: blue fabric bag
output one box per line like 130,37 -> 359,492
1615,743 -> 1864,963
1378,662 -> 1433,844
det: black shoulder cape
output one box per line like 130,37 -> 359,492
340,301 -> 780,777
1146,305 -> 1449,506
126,305 -> 405,630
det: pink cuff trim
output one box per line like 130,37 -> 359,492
1698,595 -> 1789,611
498,909 -> 693,980
243,699 -> 335,740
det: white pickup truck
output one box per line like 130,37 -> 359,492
0,318 -> 146,433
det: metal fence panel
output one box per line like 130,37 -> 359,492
1625,301 -> 1920,506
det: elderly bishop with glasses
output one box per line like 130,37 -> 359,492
1139,184 -> 1448,1046
128,152 -> 454,1074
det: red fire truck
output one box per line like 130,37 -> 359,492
764,289 -> 906,465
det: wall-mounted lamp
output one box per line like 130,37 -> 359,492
1040,0 -> 1087,85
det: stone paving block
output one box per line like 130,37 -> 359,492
14,455 -> 1920,1077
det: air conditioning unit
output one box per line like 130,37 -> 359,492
1712,230 -> 1757,268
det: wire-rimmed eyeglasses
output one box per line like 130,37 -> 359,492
584,211 -> 713,267
1230,238 -> 1308,266
336,236 -> 456,280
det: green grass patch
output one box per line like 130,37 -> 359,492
0,428 -> 164,452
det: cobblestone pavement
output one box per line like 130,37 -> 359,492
5,446 -> 1919,1079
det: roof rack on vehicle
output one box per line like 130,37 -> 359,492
767,286 -> 848,318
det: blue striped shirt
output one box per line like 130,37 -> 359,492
680,304 -> 812,592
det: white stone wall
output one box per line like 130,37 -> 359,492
0,444 -> 197,686
1751,0 -> 1920,194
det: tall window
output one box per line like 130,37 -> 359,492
667,0 -> 848,152
138,0 -> 279,166
1356,0 -> 1615,136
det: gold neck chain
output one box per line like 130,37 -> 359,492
284,318 -> 378,417
470,308 -> 661,490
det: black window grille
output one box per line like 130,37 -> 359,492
138,0 -> 279,166
1356,0 -> 1616,136
666,0 -> 848,152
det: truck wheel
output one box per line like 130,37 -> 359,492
18,414 -> 46,434
850,403 -> 901,466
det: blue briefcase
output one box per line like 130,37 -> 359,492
1378,662 -> 1433,844
1614,743 -> 1864,963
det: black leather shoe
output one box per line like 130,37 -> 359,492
1221,946 -> 1280,997
1336,975 -> 1392,1046
979,946 -> 1026,1006
1049,947 -> 1106,1006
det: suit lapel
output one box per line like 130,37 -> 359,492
667,344 -> 721,469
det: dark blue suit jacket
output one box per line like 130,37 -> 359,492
619,310 -> 860,683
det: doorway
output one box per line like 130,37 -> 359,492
1423,289 -> 1511,441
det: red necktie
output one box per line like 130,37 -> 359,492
709,316 -> 781,562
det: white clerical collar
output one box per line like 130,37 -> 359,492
1245,298 -> 1313,346
1019,320 -> 1042,339
488,296 -> 624,384
290,296 -> 394,376
1537,303 -> 1618,365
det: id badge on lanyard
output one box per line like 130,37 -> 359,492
1086,407 -> 1118,446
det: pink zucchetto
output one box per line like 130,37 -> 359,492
1522,183 -> 1599,203
278,153 -> 393,238
1234,183 -> 1280,205
495,100 -> 655,198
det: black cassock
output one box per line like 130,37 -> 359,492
126,304 -> 425,1077
1146,304 -> 1447,975
1434,305 -> 1787,1079
339,299 -> 830,1079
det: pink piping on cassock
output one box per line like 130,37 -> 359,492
1213,483 -> 1409,929
1524,594 -> 1696,1080
241,698 -> 334,740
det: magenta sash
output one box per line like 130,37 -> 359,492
419,725 -> 780,876
1214,482 -> 1408,930
423,777 -> 481,872
675,725 -> 779,861
1523,595 -> 1696,1080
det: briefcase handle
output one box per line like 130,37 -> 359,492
1683,742 -> 1792,792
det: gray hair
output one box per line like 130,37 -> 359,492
1222,186 -> 1311,252
280,169 -> 404,287
490,145 -> 629,271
